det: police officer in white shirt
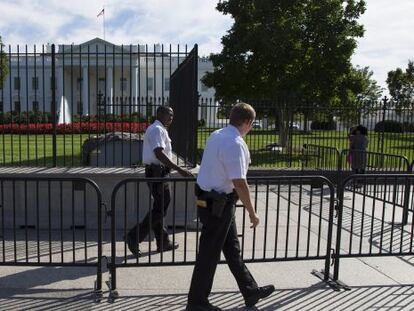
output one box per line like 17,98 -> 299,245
127,106 -> 193,257
186,103 -> 275,311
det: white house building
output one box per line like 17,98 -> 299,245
0,38 -> 218,123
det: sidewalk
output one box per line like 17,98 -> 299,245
1,185 -> 414,310
1,255 -> 414,310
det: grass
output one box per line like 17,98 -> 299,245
0,134 -> 92,166
1,129 -> 413,167
198,128 -> 414,167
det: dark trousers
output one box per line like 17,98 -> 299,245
128,166 -> 171,246
188,199 -> 258,305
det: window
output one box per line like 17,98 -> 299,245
164,78 -> 170,91
32,101 -> 39,111
14,101 -> 21,112
120,78 -> 127,92
98,78 -> 105,93
14,77 -> 20,90
148,77 -> 153,91
32,77 -> 39,90
201,82 -> 209,92
77,78 -> 83,91
77,101 -> 83,115
50,77 -> 56,90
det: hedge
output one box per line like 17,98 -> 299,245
0,122 -> 149,134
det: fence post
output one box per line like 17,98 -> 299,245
402,162 -> 413,225
51,44 -> 57,167
379,97 -> 387,157
333,178 -> 345,281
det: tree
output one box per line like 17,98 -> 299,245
333,65 -> 383,124
0,36 -> 8,92
387,61 -> 414,112
203,0 -> 366,146
0,36 -> 8,91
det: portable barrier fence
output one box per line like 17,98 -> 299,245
332,174 -> 414,288
107,176 -> 336,298
339,150 -> 411,215
302,144 -> 341,171
339,149 -> 410,173
0,177 -> 103,298
1,173 -> 413,299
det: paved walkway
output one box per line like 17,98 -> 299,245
1,186 -> 414,310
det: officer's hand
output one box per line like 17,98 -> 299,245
178,168 -> 194,178
249,212 -> 259,228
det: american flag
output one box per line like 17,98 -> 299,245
97,8 -> 104,17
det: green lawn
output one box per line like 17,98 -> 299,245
1,130 -> 413,167
0,134 -> 92,166
198,128 -> 414,167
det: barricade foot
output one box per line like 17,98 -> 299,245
108,290 -> 119,302
94,280 -> 103,302
93,289 -> 103,302
311,269 -> 351,291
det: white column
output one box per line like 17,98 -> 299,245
131,66 -> 138,112
82,66 -> 89,115
57,66 -> 64,103
107,66 -> 113,114
56,66 -> 64,116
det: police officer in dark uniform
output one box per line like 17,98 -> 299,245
186,103 -> 275,311
127,106 -> 193,256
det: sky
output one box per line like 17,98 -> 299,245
0,0 -> 413,92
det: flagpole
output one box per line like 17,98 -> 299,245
103,6 -> 106,40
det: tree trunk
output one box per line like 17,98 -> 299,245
276,106 -> 289,147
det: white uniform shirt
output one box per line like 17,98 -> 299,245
142,120 -> 172,165
197,125 -> 251,194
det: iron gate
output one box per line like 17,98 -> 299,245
169,45 -> 198,166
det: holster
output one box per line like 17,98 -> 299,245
195,184 -> 229,218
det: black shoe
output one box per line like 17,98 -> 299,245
157,241 -> 179,252
185,302 -> 222,311
244,285 -> 275,307
126,234 -> 141,257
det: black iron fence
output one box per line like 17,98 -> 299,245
0,174 -> 413,297
1,43 -> 414,170
198,98 -> 414,168
0,43 -> 198,167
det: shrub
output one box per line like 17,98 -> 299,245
0,122 -> 149,134
374,120 -> 404,133
403,122 -> 414,133
310,120 -> 337,130
198,119 -> 206,127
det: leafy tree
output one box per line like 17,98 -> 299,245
0,36 -> 8,91
387,61 -> 414,112
333,65 -> 383,125
203,0 -> 366,146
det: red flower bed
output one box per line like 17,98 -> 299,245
0,122 -> 149,134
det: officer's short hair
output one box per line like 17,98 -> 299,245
229,103 -> 256,126
156,105 -> 173,117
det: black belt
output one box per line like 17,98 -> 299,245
145,164 -> 171,176
195,184 -> 237,201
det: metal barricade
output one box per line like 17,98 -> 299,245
0,177 -> 103,298
107,176 -> 336,298
332,174 -> 414,289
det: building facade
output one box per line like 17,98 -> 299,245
0,38 -> 217,123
